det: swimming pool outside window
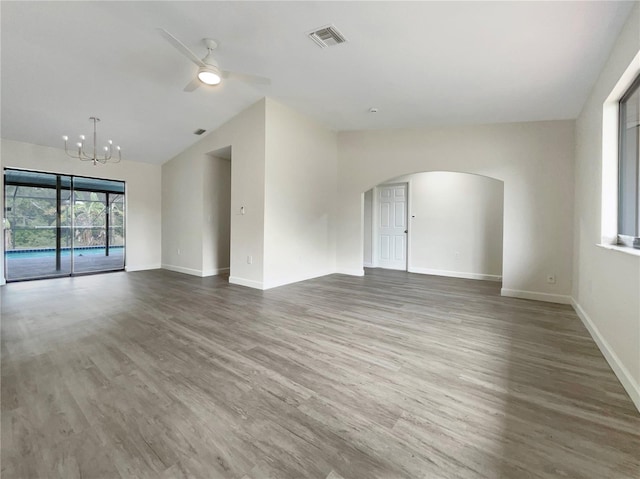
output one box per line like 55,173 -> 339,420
3,168 -> 126,281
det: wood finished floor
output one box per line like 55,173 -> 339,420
1,268 -> 639,478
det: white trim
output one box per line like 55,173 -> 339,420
409,266 -> 501,282
228,276 -> 264,289
161,263 -> 204,277
500,288 -> 572,304
0,278 -> 6,286
363,262 -> 374,268
125,263 -> 161,272
597,243 -> 640,257
162,264 -> 230,277
262,270 -> 334,290
571,298 -> 640,413
406,180 -> 412,272
601,50 -> 640,244
372,186 -> 379,268
337,268 -> 365,277
202,267 -> 230,277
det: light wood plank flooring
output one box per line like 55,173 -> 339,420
1,268 -> 639,478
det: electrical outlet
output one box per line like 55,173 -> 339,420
247,255 -> 252,264
546,274 -> 556,284
177,248 -> 181,256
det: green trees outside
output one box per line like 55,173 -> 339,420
4,185 -> 58,250
4,185 -> 124,250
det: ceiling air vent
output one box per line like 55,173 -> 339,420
194,129 -> 206,135
308,25 -> 347,48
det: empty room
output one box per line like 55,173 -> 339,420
1,1 -> 639,478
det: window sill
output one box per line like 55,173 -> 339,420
597,243 -> 640,257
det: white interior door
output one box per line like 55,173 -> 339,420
377,184 -> 407,270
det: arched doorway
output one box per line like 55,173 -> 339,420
363,171 -> 504,282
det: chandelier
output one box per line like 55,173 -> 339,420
63,117 -> 122,165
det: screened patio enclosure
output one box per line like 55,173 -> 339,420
3,168 -> 125,282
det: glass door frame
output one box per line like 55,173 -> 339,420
3,167 -> 126,282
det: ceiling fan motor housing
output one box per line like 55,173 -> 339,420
197,50 -> 222,85
197,50 -> 221,85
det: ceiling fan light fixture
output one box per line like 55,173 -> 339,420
197,66 -> 222,85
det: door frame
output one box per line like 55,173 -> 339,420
371,181 -> 410,271
3,167 -> 127,282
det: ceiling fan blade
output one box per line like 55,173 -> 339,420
183,78 -> 201,92
158,28 -> 205,67
222,70 -> 271,85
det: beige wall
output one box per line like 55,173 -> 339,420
161,99 -> 266,286
263,98 -> 337,288
573,4 -> 640,410
0,139 -> 162,284
337,120 -> 575,303
365,172 -> 503,280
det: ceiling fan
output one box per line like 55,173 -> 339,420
158,28 -> 271,92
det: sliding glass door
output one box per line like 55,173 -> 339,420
3,169 -> 125,282
71,177 -> 126,274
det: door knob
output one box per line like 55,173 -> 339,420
404,230 -> 408,233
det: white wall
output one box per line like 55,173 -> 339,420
263,98 -> 337,288
161,98 -> 337,290
337,120 -> 575,303
202,156 -> 231,276
0,139 -> 162,284
161,99 -> 266,286
161,149 -> 205,275
573,4 -> 640,410
407,172 -> 503,280
363,189 -> 373,266
364,172 -> 503,280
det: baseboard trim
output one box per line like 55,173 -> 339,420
336,268 -> 365,277
229,276 -> 264,290
501,288 -> 572,304
571,299 -> 640,413
263,270 -> 334,290
161,264 -> 204,277
409,266 -> 502,282
202,267 -> 230,277
126,263 -> 161,272
363,262 -> 374,268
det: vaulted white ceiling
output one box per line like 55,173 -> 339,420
1,1 -> 635,165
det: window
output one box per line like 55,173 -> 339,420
3,168 -> 126,281
618,74 -> 640,249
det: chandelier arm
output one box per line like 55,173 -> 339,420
63,142 -> 78,159
63,140 -> 83,160
80,143 -> 92,160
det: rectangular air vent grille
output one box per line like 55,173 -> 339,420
308,25 -> 347,48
